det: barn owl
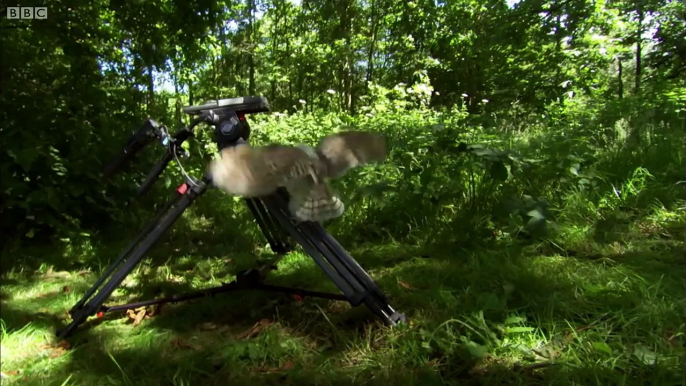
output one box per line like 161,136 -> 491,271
207,131 -> 387,222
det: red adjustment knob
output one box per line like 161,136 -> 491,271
96,311 -> 104,318
176,183 -> 189,195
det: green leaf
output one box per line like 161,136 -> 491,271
480,293 -> 504,310
494,197 -> 522,217
489,161 -> 508,182
511,343 -> 534,357
632,344 -> 657,365
471,147 -> 497,158
506,327 -> 535,333
526,208 -> 545,220
465,341 -> 488,358
569,163 -> 580,175
357,181 -> 395,200
16,147 -> 42,171
593,341 -> 613,354
526,215 -> 549,237
504,316 -> 526,325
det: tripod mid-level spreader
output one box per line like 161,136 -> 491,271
57,96 -> 405,339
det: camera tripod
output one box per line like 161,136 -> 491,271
57,96 -> 405,339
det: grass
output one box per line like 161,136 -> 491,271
1,200 -> 684,386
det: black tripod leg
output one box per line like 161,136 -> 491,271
69,193 -> 180,315
256,196 -> 294,253
301,222 -> 387,301
299,221 -> 405,324
258,195 -> 366,304
57,181 -> 208,339
244,198 -> 291,254
261,192 -> 406,325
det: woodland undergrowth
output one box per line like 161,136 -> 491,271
1,82 -> 684,385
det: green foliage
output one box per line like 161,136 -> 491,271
1,3 -> 685,385
1,0 -> 683,246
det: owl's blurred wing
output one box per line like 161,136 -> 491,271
208,144 -> 318,198
316,131 -> 387,178
257,144 -> 322,185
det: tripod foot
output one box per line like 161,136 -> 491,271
389,311 -> 407,325
56,324 -> 76,340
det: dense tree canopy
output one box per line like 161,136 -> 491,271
1,0 -> 683,242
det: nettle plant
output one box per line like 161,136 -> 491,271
452,142 -> 556,241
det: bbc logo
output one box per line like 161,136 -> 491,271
6,7 -> 48,19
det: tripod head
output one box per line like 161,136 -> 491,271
102,96 -> 270,196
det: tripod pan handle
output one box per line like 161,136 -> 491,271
102,119 -> 160,179
137,152 -> 174,196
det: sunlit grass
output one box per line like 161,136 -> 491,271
1,194 -> 684,385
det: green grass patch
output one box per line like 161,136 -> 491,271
2,202 -> 684,385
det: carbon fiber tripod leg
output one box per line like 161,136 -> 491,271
258,191 -> 406,325
57,181 -> 207,339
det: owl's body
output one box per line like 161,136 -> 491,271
207,131 -> 386,223
208,144 -> 319,198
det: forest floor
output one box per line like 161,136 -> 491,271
1,204 -> 684,386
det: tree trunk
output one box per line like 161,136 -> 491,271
350,70 -> 356,114
147,64 -> 155,113
629,1 -> 644,145
213,57 -> 219,100
248,0 -> 256,96
249,56 -> 256,95
270,0 -> 280,104
366,0 -> 378,84
338,0 -> 352,112
218,24 -> 227,90
173,69 -> 182,125
555,14 -> 565,105
189,82 -> 194,106
286,11 -> 292,110
617,57 -> 623,99
634,3 -> 643,95
236,56 -> 245,96
346,62 -> 353,113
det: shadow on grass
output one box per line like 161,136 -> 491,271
46,260 -> 409,385
369,249 -> 683,385
2,194 -> 684,385
8,246 -> 679,386
3,238 -> 683,386
0,302 -> 67,334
